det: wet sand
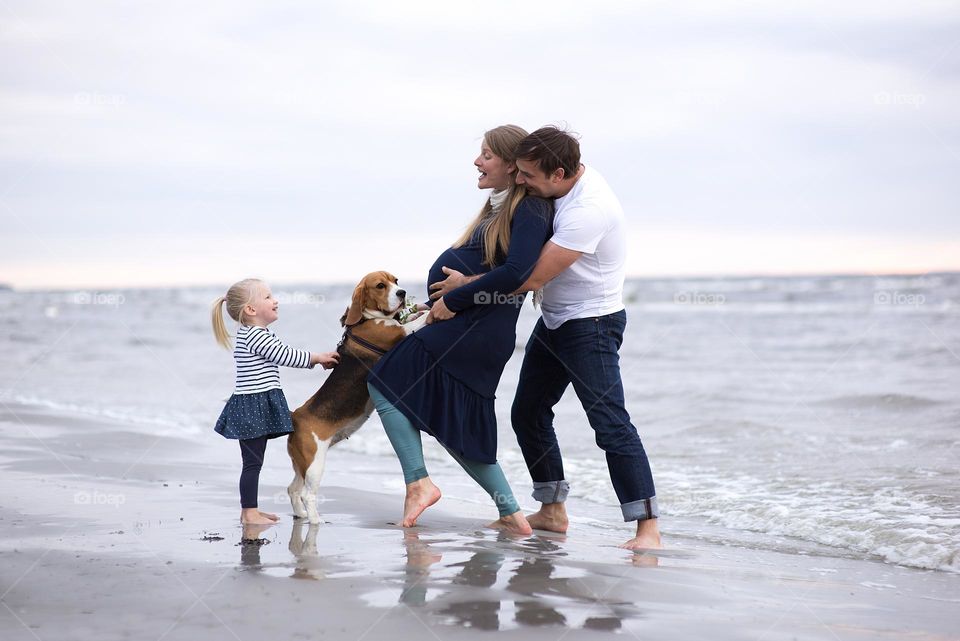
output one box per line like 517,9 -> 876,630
1,402 -> 958,640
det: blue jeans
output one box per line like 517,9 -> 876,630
511,310 -> 658,521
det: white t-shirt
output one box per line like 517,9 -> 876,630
541,165 -> 627,330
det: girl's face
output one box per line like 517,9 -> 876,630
474,142 -> 515,191
244,284 -> 279,326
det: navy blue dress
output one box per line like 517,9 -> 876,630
368,196 -> 553,464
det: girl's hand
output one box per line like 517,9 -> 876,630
416,303 -> 430,311
311,351 -> 340,369
426,297 -> 456,324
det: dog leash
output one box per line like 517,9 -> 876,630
339,318 -> 389,356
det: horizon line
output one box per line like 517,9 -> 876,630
3,268 -> 957,294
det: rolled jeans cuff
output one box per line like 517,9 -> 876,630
621,496 -> 659,522
531,480 -> 570,504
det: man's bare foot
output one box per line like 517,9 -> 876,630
619,518 -> 663,550
402,478 -> 441,527
527,503 -> 569,534
487,511 -> 533,536
258,510 -> 279,522
241,508 -> 277,525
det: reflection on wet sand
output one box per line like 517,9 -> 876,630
237,521 -> 273,570
272,521 -> 654,632
287,519 -> 329,580
407,529 -> 648,631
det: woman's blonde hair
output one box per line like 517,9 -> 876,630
452,124 -> 529,267
211,278 -> 264,349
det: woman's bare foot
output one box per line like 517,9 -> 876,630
258,510 -> 279,522
619,518 -> 663,550
487,511 -> 533,536
527,503 -> 569,533
402,478 -> 441,527
241,508 -> 277,525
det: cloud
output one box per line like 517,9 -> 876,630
1,0 -> 958,288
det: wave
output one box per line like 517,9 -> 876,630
624,465 -> 959,573
3,393 -> 208,437
812,393 -> 942,410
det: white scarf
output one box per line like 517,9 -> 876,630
489,188 -> 509,214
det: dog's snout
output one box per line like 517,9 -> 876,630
396,289 -> 406,299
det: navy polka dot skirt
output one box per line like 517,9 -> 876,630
214,389 -> 294,440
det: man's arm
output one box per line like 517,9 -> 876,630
513,241 -> 581,293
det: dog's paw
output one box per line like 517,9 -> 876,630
403,314 -> 429,334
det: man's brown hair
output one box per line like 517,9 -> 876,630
515,126 -> 581,179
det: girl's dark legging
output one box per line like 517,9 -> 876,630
239,436 -> 268,509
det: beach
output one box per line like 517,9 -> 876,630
2,274 -> 959,639
2,401 -> 958,641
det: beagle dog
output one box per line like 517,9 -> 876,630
287,271 -> 429,523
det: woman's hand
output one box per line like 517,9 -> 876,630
429,266 -> 468,300
426,297 -> 456,324
311,351 -> 341,369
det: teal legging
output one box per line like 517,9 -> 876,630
368,382 -> 521,517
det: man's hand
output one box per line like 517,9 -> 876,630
429,266 -> 482,300
426,297 -> 456,324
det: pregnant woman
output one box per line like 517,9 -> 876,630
367,125 -> 553,535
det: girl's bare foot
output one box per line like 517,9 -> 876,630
527,503 -> 569,534
488,511 -> 533,536
258,510 -> 279,522
402,478 -> 441,527
241,508 -> 277,525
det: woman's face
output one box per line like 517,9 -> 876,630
474,142 -> 515,191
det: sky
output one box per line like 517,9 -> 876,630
1,0 -> 959,290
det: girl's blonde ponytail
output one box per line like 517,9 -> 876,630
211,279 -> 264,350
211,296 -> 232,349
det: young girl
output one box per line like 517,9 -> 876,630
212,278 -> 339,525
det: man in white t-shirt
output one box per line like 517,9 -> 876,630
429,126 -> 661,550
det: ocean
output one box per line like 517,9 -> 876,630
1,272 -> 957,573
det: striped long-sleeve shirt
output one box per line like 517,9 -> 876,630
232,324 -> 312,394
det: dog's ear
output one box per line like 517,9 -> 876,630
339,306 -> 349,327
344,282 -> 365,326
